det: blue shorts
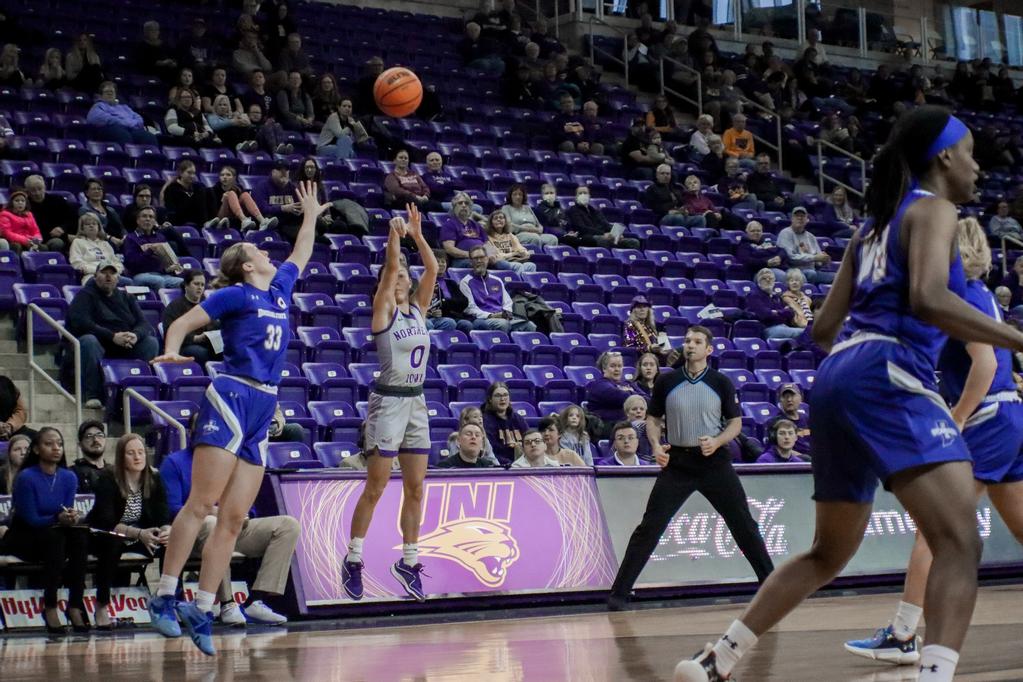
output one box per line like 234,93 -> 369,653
810,339 -> 971,504
193,375 -> 278,467
964,397 -> 1023,484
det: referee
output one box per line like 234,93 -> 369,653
608,325 -> 774,609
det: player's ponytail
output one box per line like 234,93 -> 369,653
864,106 -> 958,238
956,216 -> 991,280
213,242 -> 250,289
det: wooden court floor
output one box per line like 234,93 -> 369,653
1,584 -> 1021,681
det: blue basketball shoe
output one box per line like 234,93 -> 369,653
342,556 -> 364,600
844,625 -> 920,664
147,594 -> 181,638
175,601 -> 216,656
390,560 -> 426,602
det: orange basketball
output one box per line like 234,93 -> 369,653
373,67 -> 423,118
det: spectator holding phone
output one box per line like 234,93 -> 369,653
5,427 -> 90,633
86,433 -> 170,629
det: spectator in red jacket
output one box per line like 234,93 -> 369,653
0,188 -> 43,253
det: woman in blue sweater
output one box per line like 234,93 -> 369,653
6,427 -> 90,633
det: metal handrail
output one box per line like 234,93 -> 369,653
588,15 -> 629,89
815,138 -> 867,199
26,303 -> 81,430
658,55 -> 702,115
123,387 -> 188,451
737,95 -> 783,174
999,235 -> 1023,276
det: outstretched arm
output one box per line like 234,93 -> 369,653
372,217 -> 405,330
285,180 -> 331,274
409,204 -> 439,312
153,304 -> 212,364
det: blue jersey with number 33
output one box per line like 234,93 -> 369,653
200,261 -> 299,385
848,188 -> 966,375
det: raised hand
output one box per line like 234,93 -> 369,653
295,180 -> 331,218
389,216 -> 408,238
405,202 -> 423,241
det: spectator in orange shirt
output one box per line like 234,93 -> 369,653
722,113 -> 756,170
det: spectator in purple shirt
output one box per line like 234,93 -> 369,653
422,152 -> 460,205
481,381 -> 529,465
597,421 -> 647,466
122,206 -> 185,291
747,268 -> 802,340
441,193 -> 514,269
586,351 -> 642,439
458,245 -> 537,333
252,162 -> 304,241
86,81 -> 159,145
756,418 -> 809,464
774,384 -> 810,454
736,221 -> 786,279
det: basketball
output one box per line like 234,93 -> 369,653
374,67 -> 423,118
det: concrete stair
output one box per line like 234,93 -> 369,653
1,315 -> 115,463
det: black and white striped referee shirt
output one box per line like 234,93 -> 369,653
648,366 -> 741,447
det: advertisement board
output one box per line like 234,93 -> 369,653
275,470 -> 618,610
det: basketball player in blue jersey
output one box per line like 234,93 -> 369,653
341,203 -> 437,602
845,216 -> 1023,665
145,181 -> 329,655
674,107 -> 1023,682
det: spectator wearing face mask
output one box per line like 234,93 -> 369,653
534,183 -> 568,236
562,185 -> 641,250
501,183 -> 558,247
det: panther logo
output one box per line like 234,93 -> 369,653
413,519 -> 520,587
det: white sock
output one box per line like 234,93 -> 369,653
402,543 -> 418,567
195,590 -> 216,614
918,644 -> 959,682
891,600 -> 923,640
156,574 -> 179,598
347,537 -> 364,563
712,620 -> 758,676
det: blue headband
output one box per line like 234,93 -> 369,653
924,115 -> 968,161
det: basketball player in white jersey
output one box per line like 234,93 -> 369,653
342,204 -> 437,601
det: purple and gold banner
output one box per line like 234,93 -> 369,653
275,470 -> 617,609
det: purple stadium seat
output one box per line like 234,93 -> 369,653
588,334 -> 622,352
523,365 -> 578,402
148,400 -> 198,461
743,402 -> 781,425
267,442 -> 322,470
21,252 -> 75,286
296,326 -> 350,365
755,369 -> 791,394
733,337 -> 767,356
752,350 -> 783,370
716,350 -> 749,370
789,369 -> 817,394
278,362 -> 311,404
308,401 -> 361,442
785,351 -> 817,371
564,365 -> 601,389
102,359 -> 160,418
739,383 -> 773,404
153,361 -> 209,403
314,441 -> 358,468
510,331 -> 562,366
720,369 -> 756,388
293,292 -> 345,328
342,327 -> 377,363
348,363 -> 382,399
470,330 -> 522,365
550,332 -> 600,366
302,363 -> 358,403
537,401 -> 575,417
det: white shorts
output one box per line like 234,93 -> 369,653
364,392 -> 432,457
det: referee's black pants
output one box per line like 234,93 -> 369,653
610,448 -> 774,596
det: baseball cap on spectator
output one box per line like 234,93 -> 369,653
630,295 -> 651,310
791,206 -> 808,216
95,259 -> 119,274
272,159 -> 290,171
779,383 -> 801,397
